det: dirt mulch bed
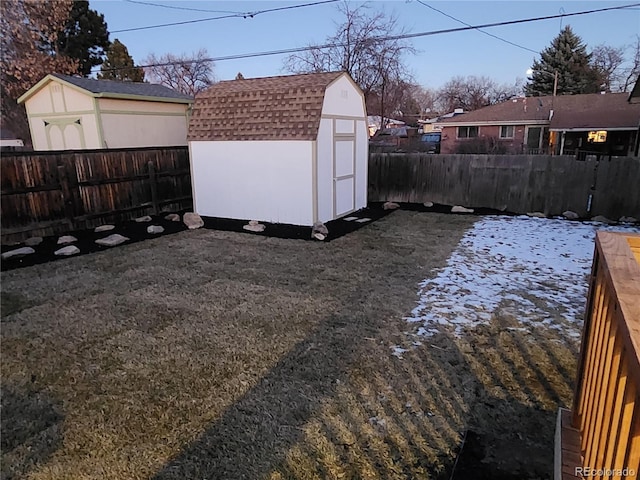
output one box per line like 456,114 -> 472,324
1,204 -> 393,272
1,210 -> 577,479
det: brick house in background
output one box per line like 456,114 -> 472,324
437,92 -> 640,156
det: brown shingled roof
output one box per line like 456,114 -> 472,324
188,71 -> 345,141
550,92 -> 640,130
438,97 -> 554,124
437,92 -> 640,130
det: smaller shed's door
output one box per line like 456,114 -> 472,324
333,119 -> 356,217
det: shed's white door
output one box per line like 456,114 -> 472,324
333,121 -> 356,217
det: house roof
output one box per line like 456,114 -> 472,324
438,97 -> 553,126
18,73 -> 193,104
188,71 -> 347,141
437,93 -> 640,131
550,92 -> 640,130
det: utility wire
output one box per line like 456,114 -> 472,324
112,0 -> 339,33
96,3 -> 640,72
123,0 -> 242,14
414,0 -> 539,54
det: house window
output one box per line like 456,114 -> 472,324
500,125 -> 515,138
587,130 -> 607,143
457,126 -> 478,138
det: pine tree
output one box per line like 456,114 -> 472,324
98,39 -> 145,82
525,26 -> 602,96
56,0 -> 110,76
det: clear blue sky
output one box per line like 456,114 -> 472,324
92,0 -> 640,89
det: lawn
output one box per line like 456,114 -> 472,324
1,210 -> 584,479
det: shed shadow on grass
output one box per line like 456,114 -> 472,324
1,385 -> 64,480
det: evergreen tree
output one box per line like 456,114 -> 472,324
57,0 -> 110,76
525,26 -> 602,96
98,39 -> 145,82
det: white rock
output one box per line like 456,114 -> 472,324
451,206 -> 474,214
343,216 -> 358,222
312,221 -> 328,236
183,212 -> 204,229
57,235 -> 78,245
95,234 -> 129,247
383,201 -> 400,210
164,213 -> 180,222
527,212 -> 547,218
562,211 -> 580,220
147,225 -> 164,234
55,245 -> 80,256
24,236 -> 43,246
423,201 -> 434,208
355,218 -> 371,223
619,216 -> 638,224
94,224 -> 115,232
243,223 -> 266,233
312,233 -> 326,241
591,215 -> 614,224
1,247 -> 35,260
134,215 -> 152,223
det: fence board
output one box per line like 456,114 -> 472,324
368,153 -> 640,219
1,146 -> 192,243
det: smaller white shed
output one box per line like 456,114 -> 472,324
18,74 -> 193,151
188,71 -> 368,226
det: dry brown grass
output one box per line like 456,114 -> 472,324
1,211 -> 578,479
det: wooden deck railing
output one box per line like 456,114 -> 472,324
562,231 -> 640,479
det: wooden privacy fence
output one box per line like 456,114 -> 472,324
556,232 -> 640,479
368,154 -> 640,220
1,147 -> 192,243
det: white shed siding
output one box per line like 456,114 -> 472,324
322,75 -> 367,118
316,118 -> 334,223
191,140 -> 315,225
101,113 -> 188,148
97,98 -> 187,114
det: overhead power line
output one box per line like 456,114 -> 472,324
414,0 -> 539,54
96,3 -> 640,73
112,0 -> 339,33
123,0 -> 242,14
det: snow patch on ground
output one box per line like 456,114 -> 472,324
407,216 -> 640,339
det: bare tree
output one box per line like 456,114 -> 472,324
591,44 -> 626,92
408,85 -> 440,118
621,36 -> 640,92
438,75 -> 521,112
144,49 -> 215,96
283,2 -> 415,123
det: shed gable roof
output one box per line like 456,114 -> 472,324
188,71 -> 346,141
18,74 -> 193,104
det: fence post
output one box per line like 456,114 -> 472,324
148,160 -> 159,215
57,156 -> 82,230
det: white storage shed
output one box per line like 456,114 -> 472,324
188,71 -> 368,226
18,74 -> 193,151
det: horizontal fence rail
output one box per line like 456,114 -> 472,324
1,147 -> 192,243
368,153 -> 640,220
571,232 -> 640,477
